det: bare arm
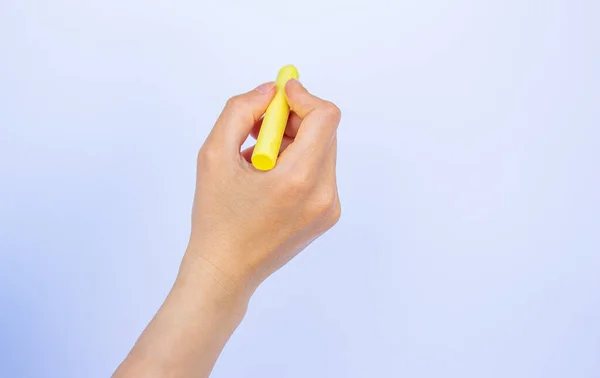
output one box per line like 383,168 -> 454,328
112,79 -> 342,378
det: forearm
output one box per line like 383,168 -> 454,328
113,255 -> 250,378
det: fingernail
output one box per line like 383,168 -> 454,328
255,82 -> 275,94
289,78 -> 302,87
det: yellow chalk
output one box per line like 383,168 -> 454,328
252,65 -> 299,171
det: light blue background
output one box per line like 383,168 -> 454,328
1,1 -> 599,377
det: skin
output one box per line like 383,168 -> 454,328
112,79 -> 342,378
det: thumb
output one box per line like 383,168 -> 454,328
284,79 -> 326,118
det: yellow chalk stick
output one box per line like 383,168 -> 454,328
251,65 -> 299,171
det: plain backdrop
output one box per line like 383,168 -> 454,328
1,1 -> 599,377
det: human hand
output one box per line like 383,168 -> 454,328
182,79 -> 341,298
113,79 -> 341,378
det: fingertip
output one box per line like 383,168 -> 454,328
285,78 -> 305,98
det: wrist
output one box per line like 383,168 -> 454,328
178,247 -> 256,312
115,253 -> 251,378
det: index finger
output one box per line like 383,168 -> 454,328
277,79 -> 341,168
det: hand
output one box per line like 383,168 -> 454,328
113,79 -> 341,378
182,79 -> 342,297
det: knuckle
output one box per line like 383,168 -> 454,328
197,145 -> 219,168
309,188 -> 337,217
225,95 -> 249,112
277,169 -> 313,197
321,102 -> 342,123
330,203 -> 342,226
319,201 -> 341,232
289,171 -> 313,192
